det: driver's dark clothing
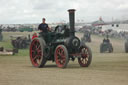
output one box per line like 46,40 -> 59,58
38,23 -> 50,44
38,23 -> 48,33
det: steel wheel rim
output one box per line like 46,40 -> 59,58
78,47 -> 89,66
30,39 -> 43,67
55,46 -> 66,67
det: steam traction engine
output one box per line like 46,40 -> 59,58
29,9 -> 92,68
11,35 -> 31,49
100,35 -> 113,53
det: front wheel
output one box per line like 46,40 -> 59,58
78,45 -> 92,67
54,45 -> 69,68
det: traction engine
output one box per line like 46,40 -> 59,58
30,9 -> 92,68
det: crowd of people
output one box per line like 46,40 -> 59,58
79,26 -> 128,39
92,29 -> 128,39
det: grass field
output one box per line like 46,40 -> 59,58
0,32 -> 128,85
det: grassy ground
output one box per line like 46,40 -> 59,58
0,32 -> 128,85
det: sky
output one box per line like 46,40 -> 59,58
0,0 -> 128,24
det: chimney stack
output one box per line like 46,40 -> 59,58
68,9 -> 76,36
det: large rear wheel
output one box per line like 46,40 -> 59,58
54,45 -> 69,68
78,45 -> 92,67
30,38 -> 47,68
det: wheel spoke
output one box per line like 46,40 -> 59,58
60,51 -> 64,57
36,45 -> 41,50
33,55 -> 39,61
61,60 -> 65,64
82,59 -> 85,64
38,52 -> 42,56
36,42 -> 40,48
82,58 -> 85,64
37,50 -> 41,53
86,57 -> 88,61
57,49 -> 61,55
32,44 -> 37,49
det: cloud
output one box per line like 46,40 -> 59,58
0,0 -> 128,24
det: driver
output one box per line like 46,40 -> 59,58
38,18 -> 50,33
38,18 -> 51,43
